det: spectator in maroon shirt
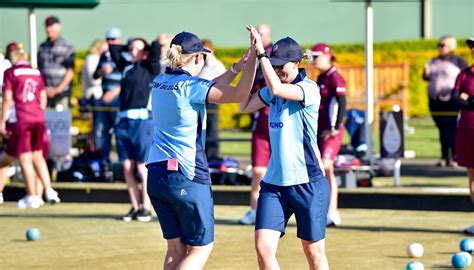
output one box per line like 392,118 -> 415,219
453,38 -> 474,235
1,45 -> 60,208
311,43 -> 347,226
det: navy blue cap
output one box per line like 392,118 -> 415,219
269,37 -> 303,66
170,31 -> 211,54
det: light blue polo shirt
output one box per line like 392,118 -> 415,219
147,67 -> 215,184
258,69 -> 325,186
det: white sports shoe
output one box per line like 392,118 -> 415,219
44,188 -> 61,204
238,209 -> 256,225
16,196 -> 42,209
0,193 -> 4,204
326,211 -> 341,227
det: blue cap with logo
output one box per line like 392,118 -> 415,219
269,37 -> 303,66
170,32 -> 211,54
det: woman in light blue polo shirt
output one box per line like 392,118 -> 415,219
240,26 -> 330,269
147,28 -> 257,269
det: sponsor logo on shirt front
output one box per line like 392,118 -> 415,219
269,121 -> 284,129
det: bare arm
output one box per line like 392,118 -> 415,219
259,57 -> 304,101
207,47 -> 257,104
49,68 -> 74,97
102,86 -> 121,104
422,62 -> 431,81
40,90 -> 47,109
239,93 -> 266,113
213,49 -> 251,85
1,90 -> 12,135
248,25 -> 303,101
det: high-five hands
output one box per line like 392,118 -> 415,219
246,25 -> 265,55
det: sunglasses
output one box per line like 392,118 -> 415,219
272,64 -> 285,70
437,43 -> 446,48
106,38 -> 117,41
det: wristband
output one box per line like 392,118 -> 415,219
257,52 -> 267,60
229,63 -> 239,74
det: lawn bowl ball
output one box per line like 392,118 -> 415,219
406,260 -> 424,270
407,243 -> 424,258
26,228 -> 41,241
459,238 -> 474,253
451,252 -> 472,268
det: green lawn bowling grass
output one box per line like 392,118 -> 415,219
0,203 -> 471,269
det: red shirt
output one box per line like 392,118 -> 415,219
2,62 -> 46,124
317,66 -> 346,130
454,66 -> 474,130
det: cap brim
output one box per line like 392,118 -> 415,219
202,47 -> 211,53
269,57 -> 290,66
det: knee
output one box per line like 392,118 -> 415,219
188,243 -> 213,256
32,151 -> 44,161
307,245 -> 326,265
169,244 -> 187,258
255,239 -> 274,259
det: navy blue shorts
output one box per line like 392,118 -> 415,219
115,118 -> 153,162
147,162 -> 214,246
255,179 -> 330,241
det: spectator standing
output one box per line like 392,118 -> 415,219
1,44 -> 60,208
81,39 -> 107,101
199,39 -> 226,161
92,27 -> 129,163
453,38 -> 474,235
311,43 -> 347,226
0,43 -> 15,204
38,16 -> 75,111
157,33 -> 172,75
423,35 -> 468,167
104,38 -> 160,222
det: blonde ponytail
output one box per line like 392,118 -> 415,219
167,44 -> 195,68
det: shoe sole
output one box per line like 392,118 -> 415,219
137,217 -> 152,222
122,217 -> 133,222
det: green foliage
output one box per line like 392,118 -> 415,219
72,39 -> 473,131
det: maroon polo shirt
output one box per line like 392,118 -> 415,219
454,66 -> 474,130
317,66 -> 346,130
2,61 -> 46,124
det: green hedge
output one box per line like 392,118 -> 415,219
71,39 -> 472,131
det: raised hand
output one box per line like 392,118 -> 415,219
246,25 -> 265,55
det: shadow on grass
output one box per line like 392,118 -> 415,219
0,213 -> 121,219
333,225 -> 463,235
431,264 -> 452,269
401,164 -> 467,178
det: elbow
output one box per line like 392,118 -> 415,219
269,86 -> 283,97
